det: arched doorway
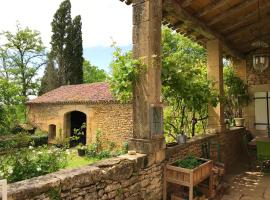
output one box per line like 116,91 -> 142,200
65,111 -> 87,147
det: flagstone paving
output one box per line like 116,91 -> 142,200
222,170 -> 270,200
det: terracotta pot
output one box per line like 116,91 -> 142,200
234,118 -> 245,127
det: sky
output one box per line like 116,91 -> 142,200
0,0 -> 132,72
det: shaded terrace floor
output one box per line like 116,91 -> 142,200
222,159 -> 270,200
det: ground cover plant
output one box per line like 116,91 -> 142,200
173,155 -> 205,169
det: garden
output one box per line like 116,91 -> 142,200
0,127 -> 128,183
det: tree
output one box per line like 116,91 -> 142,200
1,24 -> 46,102
39,56 -> 59,95
70,15 -> 83,84
109,45 -> 145,103
51,0 -> 72,85
50,0 -> 83,85
109,27 -> 218,139
83,60 -> 108,83
0,77 -> 25,134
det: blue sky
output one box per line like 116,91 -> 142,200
0,0 -> 132,75
84,45 -> 132,73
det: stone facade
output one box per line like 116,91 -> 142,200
27,103 -> 133,148
246,55 -> 270,85
234,55 -> 270,135
3,128 -> 246,200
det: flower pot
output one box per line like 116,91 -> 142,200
234,118 -> 245,127
77,149 -> 86,156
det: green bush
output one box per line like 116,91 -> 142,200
0,146 -> 67,183
0,134 -> 48,152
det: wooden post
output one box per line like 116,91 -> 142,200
189,172 -> 193,200
207,39 -> 225,132
163,166 -> 167,200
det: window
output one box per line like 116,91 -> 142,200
255,92 -> 270,131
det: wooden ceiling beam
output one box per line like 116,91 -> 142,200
164,0 -> 244,58
222,2 -> 270,33
236,34 -> 270,49
208,0 -> 257,26
227,15 -> 270,39
197,0 -> 229,18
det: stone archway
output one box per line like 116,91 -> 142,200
64,111 -> 87,147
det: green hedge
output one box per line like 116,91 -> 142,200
0,134 -> 48,153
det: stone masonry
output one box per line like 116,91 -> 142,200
27,103 -> 133,148
3,128 -> 246,200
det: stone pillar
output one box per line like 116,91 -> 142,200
232,58 -> 250,128
232,58 -> 247,81
129,0 -> 165,163
207,39 -> 225,132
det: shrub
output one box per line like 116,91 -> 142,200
0,134 -> 48,153
0,146 -> 67,183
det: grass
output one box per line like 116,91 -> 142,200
65,150 -> 100,169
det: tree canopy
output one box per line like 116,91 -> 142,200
50,0 -> 83,86
109,27 -> 218,139
83,60 -> 108,83
0,24 -> 46,101
0,25 -> 45,134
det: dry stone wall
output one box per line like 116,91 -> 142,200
3,129 -> 245,200
6,155 -> 163,200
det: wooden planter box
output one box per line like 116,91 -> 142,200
164,158 -> 213,200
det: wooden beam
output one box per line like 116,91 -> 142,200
222,2 -> 270,34
236,34 -> 270,49
227,15 -> 270,39
208,0 -> 257,26
164,0 -> 244,58
197,0 -> 229,18
182,0 -> 195,8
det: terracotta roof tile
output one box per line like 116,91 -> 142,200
27,82 -> 116,104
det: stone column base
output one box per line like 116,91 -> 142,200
128,138 -> 166,166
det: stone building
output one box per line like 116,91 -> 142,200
26,82 -> 133,147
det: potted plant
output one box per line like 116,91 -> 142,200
77,143 -> 87,156
164,155 -> 213,200
234,94 -> 250,127
224,67 -> 250,127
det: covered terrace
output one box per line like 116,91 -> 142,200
121,0 -> 270,199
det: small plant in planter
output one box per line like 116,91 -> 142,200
174,155 -> 206,169
224,66 -> 250,127
77,143 -> 87,156
164,155 -> 213,200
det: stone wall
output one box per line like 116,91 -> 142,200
5,154 -> 163,200
27,103 -> 133,148
246,55 -> 270,85
3,128 -> 245,200
165,128 -> 246,170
